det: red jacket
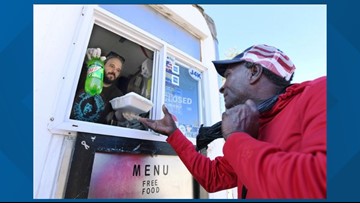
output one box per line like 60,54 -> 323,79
167,76 -> 326,199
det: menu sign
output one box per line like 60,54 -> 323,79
88,152 -> 194,198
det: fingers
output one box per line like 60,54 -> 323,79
86,48 -> 102,60
162,104 -> 170,115
245,99 -> 257,111
153,122 -> 158,131
140,118 -> 160,133
86,52 -> 92,61
162,105 -> 175,122
96,48 -> 101,58
86,48 -> 93,60
122,112 -> 140,121
138,118 -> 153,129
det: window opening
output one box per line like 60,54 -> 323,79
70,24 -> 154,131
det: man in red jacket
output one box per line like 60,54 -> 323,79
139,44 -> 326,199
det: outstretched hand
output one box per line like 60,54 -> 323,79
138,105 -> 177,136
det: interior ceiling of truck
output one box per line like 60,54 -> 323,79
88,24 -> 154,78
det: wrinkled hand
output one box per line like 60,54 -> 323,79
222,99 -> 259,140
138,105 -> 177,136
86,48 -> 106,61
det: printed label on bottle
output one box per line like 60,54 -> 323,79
87,64 -> 103,79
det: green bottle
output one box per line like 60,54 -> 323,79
85,57 -> 104,96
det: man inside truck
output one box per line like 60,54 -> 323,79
70,48 -> 126,125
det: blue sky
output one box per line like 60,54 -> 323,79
200,4 -> 326,83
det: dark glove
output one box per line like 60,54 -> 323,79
196,121 -> 222,151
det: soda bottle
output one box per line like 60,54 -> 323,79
85,57 -> 104,96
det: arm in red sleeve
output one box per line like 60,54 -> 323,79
167,129 -> 237,192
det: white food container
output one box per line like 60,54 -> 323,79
109,92 -> 153,114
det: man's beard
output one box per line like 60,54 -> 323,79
103,74 -> 116,85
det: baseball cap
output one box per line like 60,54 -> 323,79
212,44 -> 296,81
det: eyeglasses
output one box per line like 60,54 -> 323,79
106,51 -> 125,63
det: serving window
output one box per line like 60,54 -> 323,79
50,6 -> 206,142
69,24 -> 155,131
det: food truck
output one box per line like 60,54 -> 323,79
34,4 -> 235,199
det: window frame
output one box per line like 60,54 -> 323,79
48,6 -> 208,144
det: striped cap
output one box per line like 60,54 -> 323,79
213,44 -> 296,81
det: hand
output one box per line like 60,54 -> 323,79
222,99 -> 259,140
86,48 -> 106,61
138,105 -> 177,136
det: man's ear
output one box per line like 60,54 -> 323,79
249,64 -> 263,84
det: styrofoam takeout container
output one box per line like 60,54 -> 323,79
109,92 -> 153,114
